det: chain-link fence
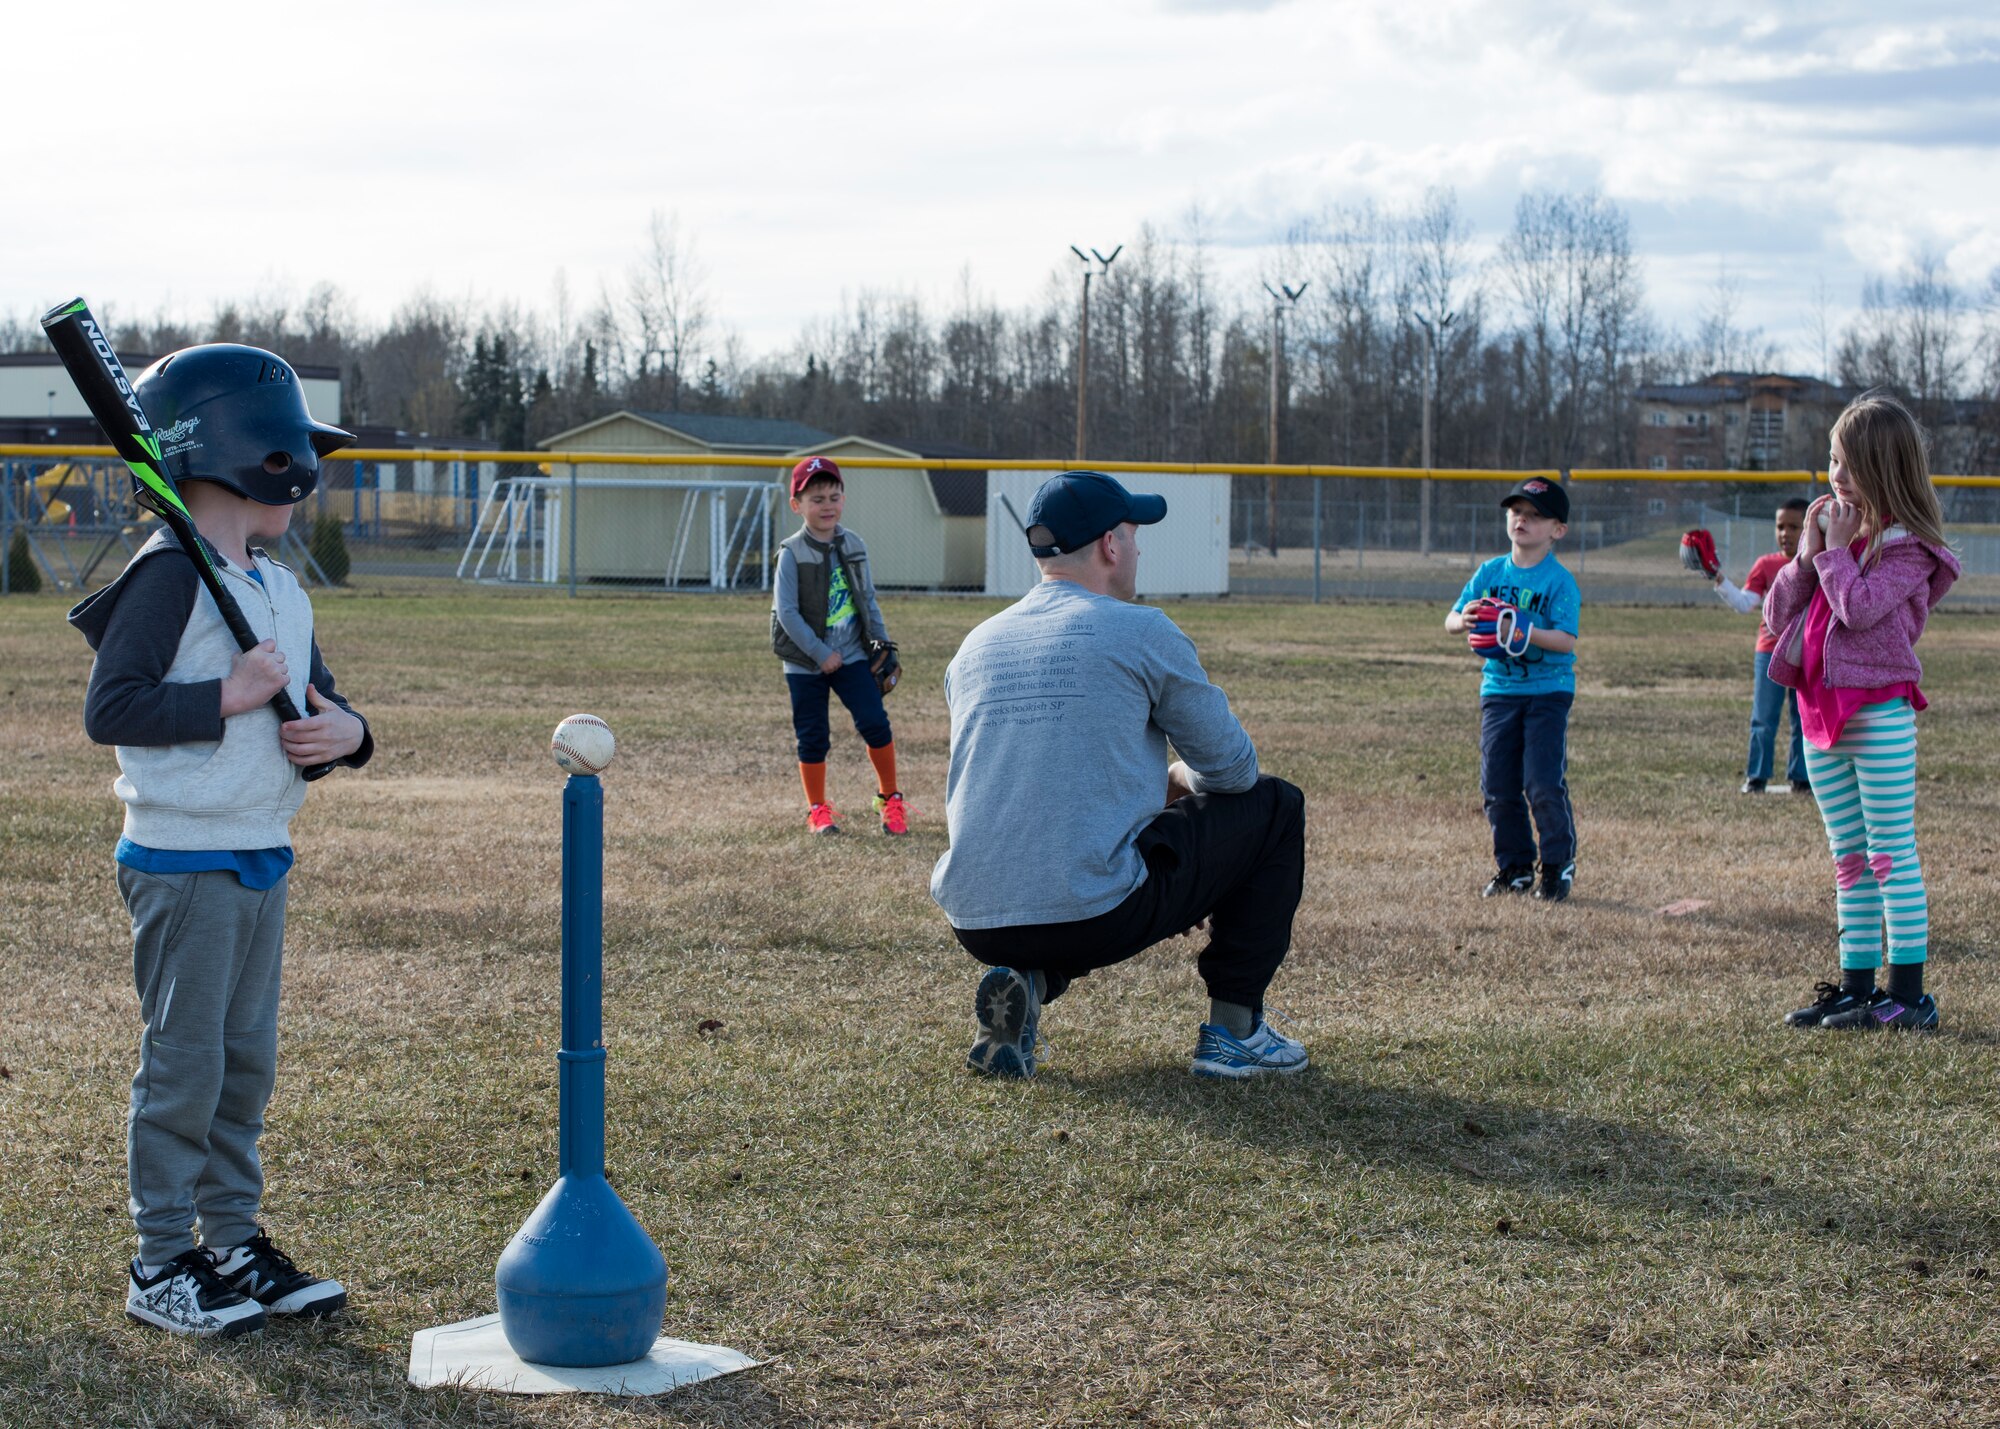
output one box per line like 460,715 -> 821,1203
1222,473 -> 2000,607
8,451 -> 1999,606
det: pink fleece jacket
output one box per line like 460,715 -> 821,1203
1763,529 -> 1960,692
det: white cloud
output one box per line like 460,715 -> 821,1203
2,0 -> 1995,365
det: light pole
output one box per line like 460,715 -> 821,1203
1415,310 -> 1455,558
1070,244 -> 1121,462
1262,281 -> 1306,555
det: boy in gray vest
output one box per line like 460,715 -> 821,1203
68,344 -> 374,1337
770,456 -> 907,835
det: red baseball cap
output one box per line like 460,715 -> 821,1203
789,455 -> 842,499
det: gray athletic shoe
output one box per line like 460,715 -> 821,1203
1190,1019 -> 1310,1080
967,966 -> 1041,1078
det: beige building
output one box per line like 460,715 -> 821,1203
536,411 -> 989,589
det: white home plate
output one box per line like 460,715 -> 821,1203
409,1314 -> 761,1396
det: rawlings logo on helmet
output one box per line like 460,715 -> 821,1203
156,417 -> 200,445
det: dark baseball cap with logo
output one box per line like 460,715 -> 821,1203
1501,475 -> 1569,523
1025,470 -> 1168,556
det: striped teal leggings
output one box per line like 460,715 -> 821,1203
1802,699 -> 1927,969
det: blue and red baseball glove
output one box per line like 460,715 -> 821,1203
1465,596 -> 1532,660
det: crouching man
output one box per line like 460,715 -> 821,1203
930,470 -> 1309,1080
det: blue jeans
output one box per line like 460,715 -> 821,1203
786,661 -> 892,763
1746,649 -> 1806,785
1480,692 -> 1576,871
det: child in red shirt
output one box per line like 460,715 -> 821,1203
1708,498 -> 1811,793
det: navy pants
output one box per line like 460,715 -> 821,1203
1746,649 -> 1807,785
1480,692 -> 1576,872
952,775 -> 1306,1013
787,661 -> 892,763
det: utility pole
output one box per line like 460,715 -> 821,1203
1262,281 -> 1306,555
1415,310 -> 1455,558
1070,244 -> 1121,462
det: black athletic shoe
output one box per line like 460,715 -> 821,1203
1741,778 -> 1768,794
126,1249 -> 267,1338
210,1230 -> 347,1317
1821,990 -> 1940,1033
1789,780 -> 1813,795
1535,862 -> 1574,902
1483,865 -> 1536,898
1784,980 -> 1878,1029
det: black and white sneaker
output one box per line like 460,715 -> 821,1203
1783,981 -> 1877,1029
126,1249 -> 268,1338
211,1230 -> 347,1317
1535,862 -> 1575,903
1483,865 -> 1536,898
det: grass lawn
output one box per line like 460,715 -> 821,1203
1,584 -> 1996,1427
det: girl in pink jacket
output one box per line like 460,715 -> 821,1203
1765,394 -> 1960,1032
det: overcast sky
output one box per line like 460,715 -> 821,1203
6,1 -> 1996,369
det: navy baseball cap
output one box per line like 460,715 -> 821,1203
1025,471 -> 1168,556
1501,475 -> 1569,523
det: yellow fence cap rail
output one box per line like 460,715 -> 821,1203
5,443 -> 1996,486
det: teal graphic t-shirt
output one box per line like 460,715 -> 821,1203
1455,553 -> 1580,697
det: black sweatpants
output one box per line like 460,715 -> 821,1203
952,775 -> 1306,1012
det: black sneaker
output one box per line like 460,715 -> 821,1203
1483,865 -> 1536,898
1535,862 -> 1574,902
1783,981 -> 1878,1029
126,1249 -> 268,1338
1789,780 -> 1812,795
1741,778 -> 1768,794
210,1230 -> 347,1317
1821,990 -> 1940,1032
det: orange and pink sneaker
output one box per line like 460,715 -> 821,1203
874,791 -> 909,836
807,802 -> 841,835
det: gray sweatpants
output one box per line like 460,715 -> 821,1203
118,865 -> 287,1264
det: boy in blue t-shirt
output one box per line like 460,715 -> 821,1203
1445,476 -> 1581,902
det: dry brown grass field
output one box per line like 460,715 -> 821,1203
2,584 -> 1997,1428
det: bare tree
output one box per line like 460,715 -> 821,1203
1838,252 -> 1968,438
1499,188 -> 1642,469
623,210 -> 711,410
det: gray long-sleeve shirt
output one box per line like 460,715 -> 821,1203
929,579 -> 1257,929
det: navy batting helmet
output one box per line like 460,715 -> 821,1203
132,344 -> 353,505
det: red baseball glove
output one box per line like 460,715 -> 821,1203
1680,529 -> 1720,580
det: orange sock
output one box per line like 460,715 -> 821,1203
799,762 -> 828,808
866,741 -> 898,797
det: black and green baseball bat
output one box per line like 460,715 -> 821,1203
41,297 -> 335,780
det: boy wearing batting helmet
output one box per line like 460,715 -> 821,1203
68,344 -> 373,1337
1445,477 -> 1581,901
